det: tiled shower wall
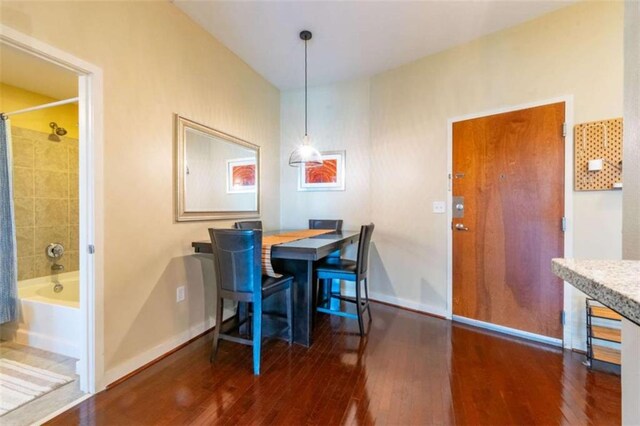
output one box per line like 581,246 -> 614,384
12,127 -> 79,281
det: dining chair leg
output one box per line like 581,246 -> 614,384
211,297 -> 224,362
252,301 -> 262,375
330,279 -> 341,311
355,279 -> 365,336
286,285 -> 293,344
364,277 -> 372,320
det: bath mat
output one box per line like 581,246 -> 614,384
0,358 -> 73,416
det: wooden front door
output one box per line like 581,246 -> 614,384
452,103 -> 565,339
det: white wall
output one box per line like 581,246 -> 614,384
280,78 -> 371,240
280,2 -> 624,349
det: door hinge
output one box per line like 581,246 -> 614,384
561,311 -> 566,325
561,217 -> 567,233
562,122 -> 567,137
448,173 -> 452,191
88,244 -> 95,254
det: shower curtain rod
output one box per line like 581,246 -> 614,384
1,97 -> 79,118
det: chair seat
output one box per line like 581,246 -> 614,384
262,274 -> 293,297
316,258 -> 357,280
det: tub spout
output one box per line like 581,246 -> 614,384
51,263 -> 65,273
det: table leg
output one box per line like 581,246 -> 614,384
274,258 -> 314,347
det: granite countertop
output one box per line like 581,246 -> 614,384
552,259 -> 640,326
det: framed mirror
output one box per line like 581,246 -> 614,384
175,115 -> 260,221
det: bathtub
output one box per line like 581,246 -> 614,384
1,271 -> 81,358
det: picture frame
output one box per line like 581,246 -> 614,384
226,158 -> 257,193
297,150 -> 346,191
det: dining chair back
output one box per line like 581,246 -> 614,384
234,220 -> 263,230
357,223 -> 375,276
208,228 -> 293,374
309,219 -> 343,231
315,223 -> 375,336
210,229 -> 261,299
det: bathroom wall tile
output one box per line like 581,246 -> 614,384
12,167 -> 33,198
69,173 -> 78,199
16,227 -> 35,258
11,127 -> 32,139
14,198 -> 35,227
34,255 -> 54,279
35,139 -> 68,171
66,251 -> 79,272
12,138 -> 34,168
17,256 -> 35,281
35,226 -> 69,254
68,144 -> 79,172
34,170 -> 69,199
69,226 -> 79,252
69,199 -> 79,225
35,199 -> 68,227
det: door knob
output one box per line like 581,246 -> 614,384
455,223 -> 469,231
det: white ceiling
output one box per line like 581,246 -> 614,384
0,44 -> 77,100
174,0 -> 574,90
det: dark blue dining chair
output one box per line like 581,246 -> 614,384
208,228 -> 293,375
309,219 -> 343,232
234,220 -> 262,230
309,219 -> 343,310
315,223 -> 375,336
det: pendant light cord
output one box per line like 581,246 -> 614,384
304,38 -> 308,137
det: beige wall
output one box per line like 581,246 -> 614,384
624,1 -> 640,261
1,0 -> 280,382
278,2 -> 623,348
369,1 -> 623,347
280,78 -> 371,236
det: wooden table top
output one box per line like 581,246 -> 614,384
192,230 -> 360,261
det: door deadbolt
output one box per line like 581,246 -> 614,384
452,196 -> 464,218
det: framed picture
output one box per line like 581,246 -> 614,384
227,158 -> 257,193
297,150 -> 346,191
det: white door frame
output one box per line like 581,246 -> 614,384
446,95 -> 574,349
1,25 -> 105,392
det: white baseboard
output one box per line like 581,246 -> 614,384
103,310 -> 234,387
369,291 -> 448,318
453,315 -> 563,347
14,329 -> 79,359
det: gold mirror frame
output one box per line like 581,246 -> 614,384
175,114 -> 260,222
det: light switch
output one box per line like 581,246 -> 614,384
432,201 -> 446,214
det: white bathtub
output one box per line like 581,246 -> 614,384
1,271 -> 81,358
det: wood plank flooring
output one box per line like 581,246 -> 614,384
48,302 -> 620,425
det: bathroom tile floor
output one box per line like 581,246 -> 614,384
0,341 -> 85,426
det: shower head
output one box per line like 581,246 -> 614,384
48,122 -> 67,142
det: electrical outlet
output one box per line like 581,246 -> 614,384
432,201 -> 446,214
176,286 -> 185,303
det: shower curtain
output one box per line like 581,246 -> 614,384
0,115 -> 18,324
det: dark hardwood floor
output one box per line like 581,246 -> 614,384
48,302 -> 620,425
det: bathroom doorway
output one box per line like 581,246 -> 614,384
0,27 -> 103,424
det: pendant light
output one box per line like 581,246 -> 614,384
289,30 -> 323,167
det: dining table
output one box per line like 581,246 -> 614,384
192,229 -> 360,347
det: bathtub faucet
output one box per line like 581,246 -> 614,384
51,263 -> 65,273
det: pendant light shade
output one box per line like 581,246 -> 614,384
289,135 -> 322,166
289,30 -> 323,168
